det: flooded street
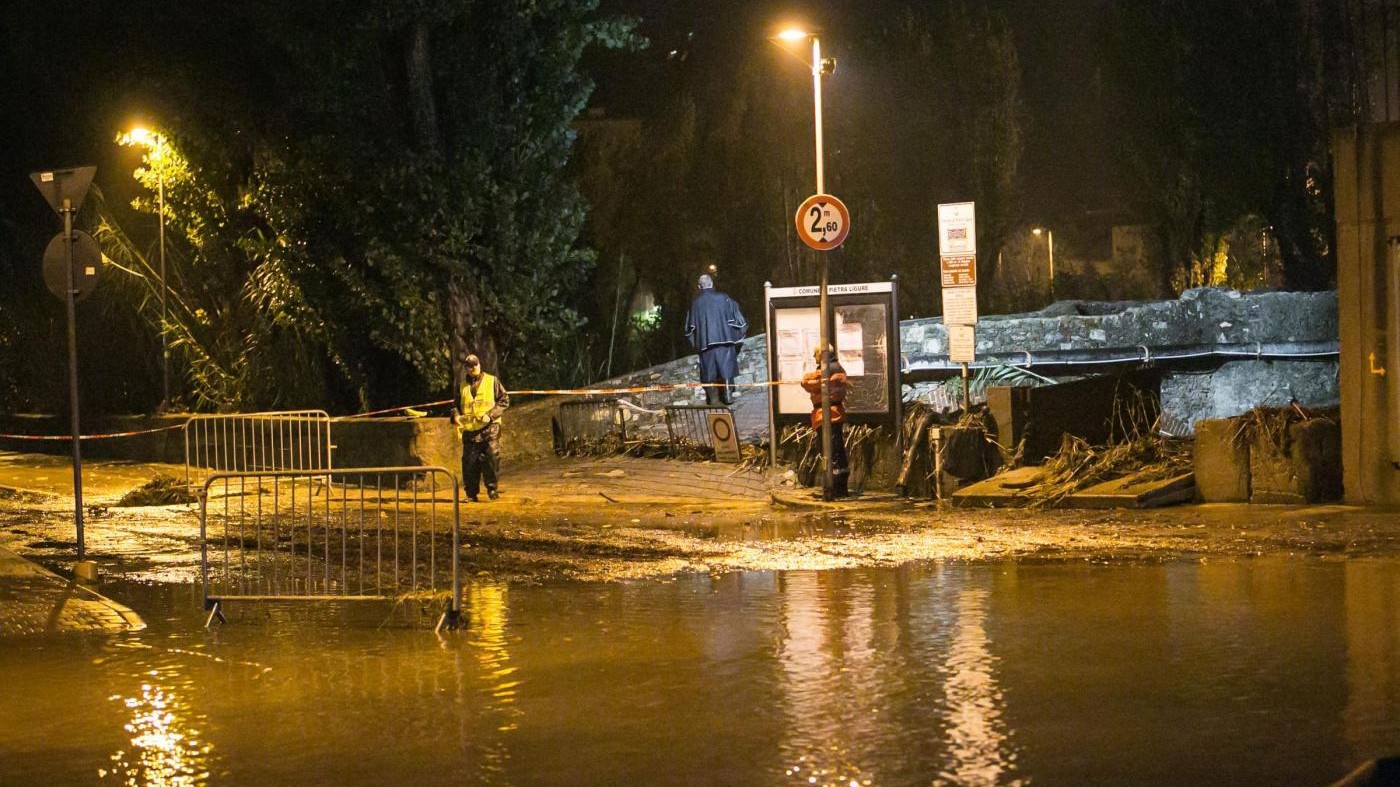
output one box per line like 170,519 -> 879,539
3,557 -> 1399,785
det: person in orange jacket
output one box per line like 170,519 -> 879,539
800,345 -> 850,497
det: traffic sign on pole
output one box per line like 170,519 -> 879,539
937,202 -> 976,256
949,324 -> 976,363
43,230 -> 102,302
30,166 -> 97,215
938,201 -> 978,372
940,254 -> 977,287
795,193 -> 851,251
942,286 -> 978,326
31,165 -> 99,578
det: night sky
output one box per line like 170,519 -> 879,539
590,0 -> 1119,226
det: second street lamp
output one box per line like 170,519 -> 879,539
120,127 -> 170,411
1033,226 -> 1055,304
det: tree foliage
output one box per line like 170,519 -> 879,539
1101,0 -> 1365,293
571,0 -> 1029,375
6,0 -> 636,413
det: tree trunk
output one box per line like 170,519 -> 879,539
405,21 -> 441,157
446,278 -> 498,383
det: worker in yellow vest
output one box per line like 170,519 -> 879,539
451,353 -> 510,502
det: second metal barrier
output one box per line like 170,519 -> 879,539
199,466 -> 462,631
185,410 -> 333,493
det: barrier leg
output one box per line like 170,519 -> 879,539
435,604 -> 464,633
204,600 -> 226,629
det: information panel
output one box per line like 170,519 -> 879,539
766,280 -> 900,427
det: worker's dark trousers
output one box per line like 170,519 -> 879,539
461,425 -> 501,500
830,421 -> 850,497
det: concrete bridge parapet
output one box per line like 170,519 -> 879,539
898,287 -> 1336,359
574,288 -> 1339,443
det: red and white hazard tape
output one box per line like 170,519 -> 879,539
0,423 -> 186,441
0,380 -> 794,441
336,380 -> 792,420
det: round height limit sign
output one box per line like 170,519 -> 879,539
795,194 -> 851,251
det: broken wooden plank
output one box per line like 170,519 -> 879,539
1066,471 -> 1196,509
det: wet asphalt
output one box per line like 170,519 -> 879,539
2,451 -> 1399,596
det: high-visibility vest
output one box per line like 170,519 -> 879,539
459,373 -> 498,432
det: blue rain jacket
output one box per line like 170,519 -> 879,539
684,289 -> 748,382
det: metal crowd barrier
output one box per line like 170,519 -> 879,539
664,404 -> 730,451
553,399 -> 626,453
198,466 -> 462,631
185,410 -> 333,493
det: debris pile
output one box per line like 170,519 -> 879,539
116,474 -> 198,507
1025,389 -> 1189,507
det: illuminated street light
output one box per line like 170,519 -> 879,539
772,27 -> 840,500
119,126 -> 170,411
1033,227 -> 1055,304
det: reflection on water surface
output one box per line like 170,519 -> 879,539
0,558 -> 1397,786
105,677 -> 212,786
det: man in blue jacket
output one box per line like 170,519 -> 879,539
683,273 -> 748,405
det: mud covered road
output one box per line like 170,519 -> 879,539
3,471 -> 1399,587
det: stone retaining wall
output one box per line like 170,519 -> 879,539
592,288 -> 1339,438
0,289 -> 1340,469
899,287 -> 1336,357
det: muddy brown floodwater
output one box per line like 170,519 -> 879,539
4,493 -> 1400,785
5,494 -> 1400,585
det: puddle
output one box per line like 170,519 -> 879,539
2,558 -> 1398,785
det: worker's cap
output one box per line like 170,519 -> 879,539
697,274 -> 714,289
464,354 -> 480,367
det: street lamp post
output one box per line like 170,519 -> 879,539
121,128 -> 169,411
1033,227 -> 1055,304
779,28 -> 837,500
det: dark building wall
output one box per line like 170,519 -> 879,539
1333,124 -> 1400,505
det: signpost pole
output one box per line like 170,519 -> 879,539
939,202 -> 979,416
891,274 -> 902,457
811,34 -> 835,501
764,282 -> 778,470
62,199 -> 85,562
32,166 -> 98,579
781,31 -> 848,500
961,362 -> 971,412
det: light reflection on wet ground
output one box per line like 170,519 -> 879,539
9,494 -> 1400,588
1,559 -> 1398,785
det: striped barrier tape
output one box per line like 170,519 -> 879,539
0,380 -> 795,440
509,379 -> 795,396
0,423 -> 187,442
335,381 -> 795,420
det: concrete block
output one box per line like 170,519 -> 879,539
928,425 -> 1000,499
1249,418 -> 1343,504
987,370 -> 1161,463
1068,471 -> 1195,508
1193,418 -> 1250,502
332,417 -> 459,473
929,425 -> 999,481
